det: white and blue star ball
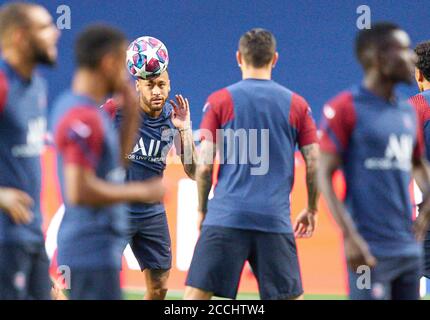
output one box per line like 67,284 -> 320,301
126,36 -> 169,79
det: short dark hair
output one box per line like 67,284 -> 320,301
0,2 -> 35,41
415,41 -> 430,82
355,22 -> 401,69
239,28 -> 276,68
75,24 -> 126,69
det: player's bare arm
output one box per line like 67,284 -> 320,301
294,143 -> 320,238
318,151 -> 376,270
412,156 -> 430,241
196,140 -> 216,229
64,164 -> 164,206
0,187 -> 33,224
171,94 -> 197,179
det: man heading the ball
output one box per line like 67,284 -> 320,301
105,38 -> 197,300
184,28 -> 319,300
50,25 -> 164,300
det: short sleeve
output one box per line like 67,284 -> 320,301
319,92 -> 356,154
55,106 -> 104,170
409,94 -> 430,160
200,88 -> 234,143
102,98 -> 118,120
289,94 -> 318,148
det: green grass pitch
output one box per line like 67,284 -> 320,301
124,290 -> 348,300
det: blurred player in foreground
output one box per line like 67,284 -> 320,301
184,28 -> 319,300
319,23 -> 430,300
104,59 -> 197,300
50,25 -> 164,300
0,2 -> 59,299
409,40 -> 430,279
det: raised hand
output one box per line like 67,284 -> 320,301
170,94 -> 190,130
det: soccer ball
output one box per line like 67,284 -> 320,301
126,36 -> 169,79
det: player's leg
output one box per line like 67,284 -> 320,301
143,269 -> 170,300
0,244 -> 31,299
120,215 -> 139,276
68,268 -> 89,300
391,256 -> 421,300
129,213 -> 172,300
347,257 -> 393,300
248,232 -> 304,300
348,270 -> 389,300
184,226 -> 250,300
27,244 -> 51,300
184,286 -> 213,300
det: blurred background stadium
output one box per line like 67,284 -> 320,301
31,0 -> 430,299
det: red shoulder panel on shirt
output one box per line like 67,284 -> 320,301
200,88 -> 234,142
319,91 -> 356,154
289,93 -> 318,147
414,119 -> 425,161
103,98 -> 118,119
55,106 -> 105,170
0,71 -> 9,115
409,94 -> 430,125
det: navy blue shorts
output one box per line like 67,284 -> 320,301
348,255 -> 422,300
68,268 -> 122,300
423,228 -> 430,278
186,226 -> 303,300
124,213 -> 172,271
0,243 -> 51,300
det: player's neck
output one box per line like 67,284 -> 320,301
140,103 -> 163,118
363,74 -> 396,103
72,69 -> 109,104
2,48 -> 35,80
241,67 -> 272,81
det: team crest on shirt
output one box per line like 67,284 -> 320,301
323,104 -> 336,119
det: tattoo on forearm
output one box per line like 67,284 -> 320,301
179,129 -> 197,179
197,141 -> 217,212
301,144 -> 320,210
197,169 -> 212,212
